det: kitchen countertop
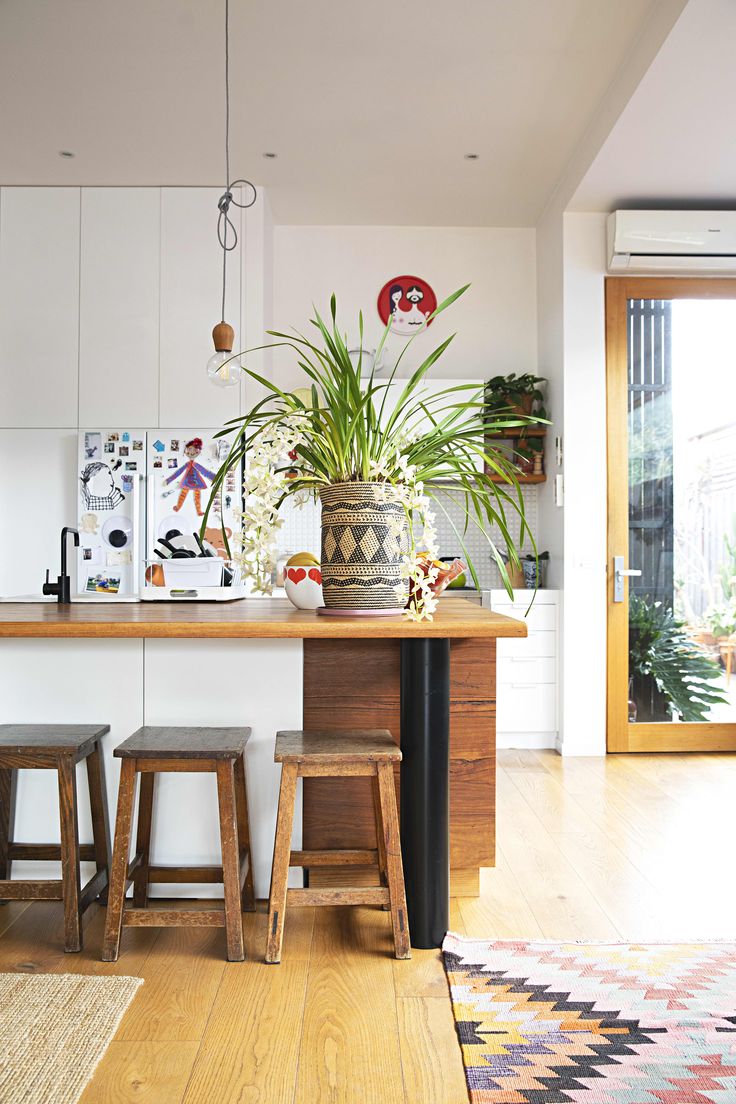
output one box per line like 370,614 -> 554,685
0,597 -> 527,640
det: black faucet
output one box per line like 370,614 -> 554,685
43,526 -> 79,604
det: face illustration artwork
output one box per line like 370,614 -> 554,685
378,276 -> 438,337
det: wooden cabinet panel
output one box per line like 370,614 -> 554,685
302,638 -> 496,893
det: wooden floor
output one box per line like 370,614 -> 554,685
1,749 -> 735,1102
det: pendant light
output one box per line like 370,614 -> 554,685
207,0 -> 257,387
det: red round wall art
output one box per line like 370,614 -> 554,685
377,276 -> 437,336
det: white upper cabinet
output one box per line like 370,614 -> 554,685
79,189 -> 160,427
159,188 -> 241,427
0,188 -> 80,427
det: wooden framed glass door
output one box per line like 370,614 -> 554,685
607,277 -> 736,752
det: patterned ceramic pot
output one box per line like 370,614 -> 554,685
319,482 -> 408,610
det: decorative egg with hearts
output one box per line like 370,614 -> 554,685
283,553 -> 323,610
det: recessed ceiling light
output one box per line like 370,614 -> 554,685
464,153 -> 479,161
58,150 -> 75,159
262,152 -> 277,159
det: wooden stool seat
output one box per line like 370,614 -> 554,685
102,726 -> 255,963
115,726 -> 251,759
266,729 -> 410,963
0,723 -> 111,952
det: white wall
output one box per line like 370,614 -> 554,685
272,225 -> 537,389
559,212 -> 608,755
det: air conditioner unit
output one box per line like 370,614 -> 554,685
607,210 -> 736,273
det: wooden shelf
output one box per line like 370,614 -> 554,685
485,425 -> 547,439
488,473 -> 546,484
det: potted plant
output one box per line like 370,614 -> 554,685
202,289 -> 535,620
486,373 -> 546,417
628,595 -> 725,722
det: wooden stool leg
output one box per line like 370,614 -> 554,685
372,773 -> 389,909
216,760 -> 245,962
265,763 -> 297,964
376,762 -> 411,960
0,768 -> 17,903
234,752 -> 256,912
86,741 -> 112,905
57,758 -> 82,952
132,773 -> 155,908
102,759 -> 138,963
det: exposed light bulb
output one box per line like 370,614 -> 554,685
207,350 -> 243,387
207,321 -> 243,387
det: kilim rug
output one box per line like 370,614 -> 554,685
0,972 -> 142,1104
443,934 -> 736,1103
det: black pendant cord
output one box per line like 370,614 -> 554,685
217,0 -> 256,323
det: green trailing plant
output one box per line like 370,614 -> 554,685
629,594 -> 725,722
202,287 -> 538,615
486,373 -> 546,414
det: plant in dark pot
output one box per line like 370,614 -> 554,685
203,290 -> 535,620
628,595 -> 725,722
486,373 -> 546,417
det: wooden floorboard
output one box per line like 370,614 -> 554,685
0,750 -> 732,1102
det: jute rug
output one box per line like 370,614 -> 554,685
0,972 -> 142,1104
443,934 -> 736,1103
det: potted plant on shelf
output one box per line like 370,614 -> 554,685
202,288 -> 536,620
486,373 -> 546,417
628,595 -> 725,722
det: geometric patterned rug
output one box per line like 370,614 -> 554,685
442,934 -> 736,1103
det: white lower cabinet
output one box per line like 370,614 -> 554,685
483,589 -> 559,749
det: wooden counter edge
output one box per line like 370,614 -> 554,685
0,600 -> 528,640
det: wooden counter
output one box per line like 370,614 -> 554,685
0,597 -> 525,911
0,597 -> 526,640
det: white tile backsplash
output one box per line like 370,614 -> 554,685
275,484 -> 539,592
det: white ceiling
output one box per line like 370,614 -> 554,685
0,0 -> 661,226
572,0 -> 736,212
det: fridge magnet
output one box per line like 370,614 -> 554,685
170,439 -> 180,452
377,275 -> 437,336
83,547 -> 93,561
124,461 -> 137,471
119,445 -> 129,457
84,432 -> 102,460
104,441 -> 114,454
112,459 -> 122,471
121,474 -> 134,494
107,549 -> 132,566
153,439 -> 165,452
132,440 -> 143,451
80,463 -> 124,511
107,432 -> 119,443
167,457 -> 178,469
122,432 -> 130,443
80,513 -> 99,535
165,437 -> 217,516
85,573 -> 121,594
153,457 -> 163,469
102,515 -> 132,549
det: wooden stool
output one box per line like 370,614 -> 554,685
266,729 -> 411,963
0,724 -> 111,952
102,726 -> 255,963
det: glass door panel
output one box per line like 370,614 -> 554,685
607,279 -> 736,752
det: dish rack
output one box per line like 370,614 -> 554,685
141,557 -> 246,601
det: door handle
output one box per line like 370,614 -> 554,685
613,555 -> 642,603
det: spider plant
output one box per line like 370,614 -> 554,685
202,286 -> 540,597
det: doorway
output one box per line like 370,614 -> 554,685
606,277 -> 736,752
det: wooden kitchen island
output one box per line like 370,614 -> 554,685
0,598 -> 525,948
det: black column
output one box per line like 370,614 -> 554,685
399,637 -> 450,949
